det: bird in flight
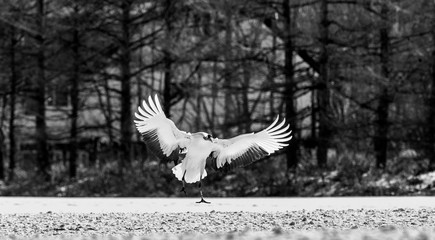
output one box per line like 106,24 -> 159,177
134,95 -> 292,203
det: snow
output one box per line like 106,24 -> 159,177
0,196 -> 434,214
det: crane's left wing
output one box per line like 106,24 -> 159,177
207,116 -> 292,171
134,95 -> 190,164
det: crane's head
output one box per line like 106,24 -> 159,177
193,132 -> 213,142
202,132 -> 213,142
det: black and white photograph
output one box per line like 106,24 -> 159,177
0,0 -> 434,239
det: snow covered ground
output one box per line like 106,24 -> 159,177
1,197 -> 435,239
1,196 -> 434,214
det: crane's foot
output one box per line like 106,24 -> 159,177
196,197 -> 211,204
180,186 -> 187,195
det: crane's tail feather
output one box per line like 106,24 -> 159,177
172,163 -> 184,181
171,163 -> 207,183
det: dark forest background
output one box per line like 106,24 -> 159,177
0,0 -> 434,197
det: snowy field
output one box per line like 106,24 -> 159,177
1,196 -> 435,214
1,197 -> 435,240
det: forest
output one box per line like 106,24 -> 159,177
0,0 -> 434,197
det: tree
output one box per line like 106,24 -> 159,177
0,0 -> 27,181
68,3 -> 81,179
222,0 -> 235,137
162,0 -> 174,117
373,1 -> 391,169
316,0 -> 330,168
428,0 -> 435,170
0,94 -> 6,181
120,0 -> 133,167
0,130 -> 3,181
35,0 -> 50,180
282,0 -> 298,169
8,24 -> 17,180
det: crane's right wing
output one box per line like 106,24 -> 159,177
134,95 -> 190,163
207,116 -> 292,171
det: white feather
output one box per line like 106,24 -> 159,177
134,94 -> 189,158
134,95 -> 293,186
213,117 -> 292,167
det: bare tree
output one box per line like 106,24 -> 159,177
120,0 -> 133,167
0,96 -> 5,180
428,0 -> 435,170
240,61 -> 251,133
8,25 -> 17,180
35,0 -> 50,180
282,0 -> 298,169
68,4 -> 81,179
0,129 -> 4,181
222,0 -> 235,138
162,0 -> 174,117
374,2 -> 391,169
316,0 -> 330,168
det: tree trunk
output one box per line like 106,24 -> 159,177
241,61 -> 251,133
374,3 -> 391,169
135,37 -> 148,161
69,17 -> 79,179
163,0 -> 173,117
0,96 -> 5,180
8,26 -> 17,181
210,61 -> 218,136
282,0 -> 298,169
223,1 -> 234,137
268,19 -> 277,119
196,70 -> 202,132
316,0 -> 330,168
259,0 -> 300,190
0,129 -> 4,181
428,3 -> 435,170
163,54 -> 172,116
103,78 -> 114,144
120,0 -> 133,168
136,31 -> 144,143
35,0 -> 50,181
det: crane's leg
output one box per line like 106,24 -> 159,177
196,175 -> 210,204
180,170 -> 187,195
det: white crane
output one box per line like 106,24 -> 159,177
134,95 -> 292,203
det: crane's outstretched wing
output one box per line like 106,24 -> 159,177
207,116 -> 292,171
134,95 -> 190,163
